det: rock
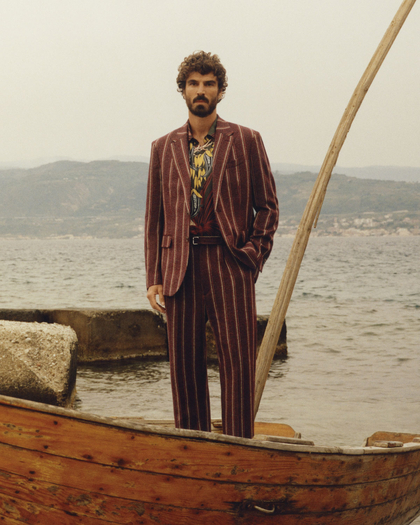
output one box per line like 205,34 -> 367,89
0,321 -> 78,407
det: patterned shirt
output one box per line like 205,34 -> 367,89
188,118 -> 219,235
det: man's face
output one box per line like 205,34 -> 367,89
183,72 -> 220,118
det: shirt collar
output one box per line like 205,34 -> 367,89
188,116 -> 218,145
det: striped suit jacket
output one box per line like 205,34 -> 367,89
144,117 -> 279,297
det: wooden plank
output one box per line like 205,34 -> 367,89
0,482 -> 235,525
253,421 -> 298,438
1,471 -> 420,525
253,434 -> 314,446
0,491 -> 107,525
366,432 -> 420,447
1,403 -> 420,487
0,468 -> 148,524
2,440 -> 420,516
0,511 -> 26,525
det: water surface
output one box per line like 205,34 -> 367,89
1,236 -> 419,450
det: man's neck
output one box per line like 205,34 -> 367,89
188,111 -> 217,145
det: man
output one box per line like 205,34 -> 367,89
145,51 -> 278,438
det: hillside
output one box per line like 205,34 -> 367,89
272,164 -> 420,183
0,160 -> 148,218
274,172 -> 420,237
275,172 -> 420,216
0,160 -> 419,238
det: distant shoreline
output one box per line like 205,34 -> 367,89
0,230 -> 418,241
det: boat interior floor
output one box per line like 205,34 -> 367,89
110,418 -> 420,449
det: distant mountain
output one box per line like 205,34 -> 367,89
3,157 -> 419,182
335,165 -> 420,183
0,160 -> 419,237
272,163 -> 420,183
105,155 -> 150,164
274,172 -> 420,216
0,157 -> 87,170
0,160 -> 149,218
0,155 -> 150,170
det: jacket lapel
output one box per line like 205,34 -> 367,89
170,122 -> 191,211
169,118 -> 235,212
212,118 -> 234,209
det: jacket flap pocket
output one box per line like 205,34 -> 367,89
161,235 -> 172,248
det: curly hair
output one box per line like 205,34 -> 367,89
176,51 -> 228,100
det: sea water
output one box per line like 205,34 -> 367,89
1,236 -> 419,451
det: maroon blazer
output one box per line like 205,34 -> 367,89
144,117 -> 279,297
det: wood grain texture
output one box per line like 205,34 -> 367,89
1,395 -> 420,524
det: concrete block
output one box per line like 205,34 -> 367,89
0,309 -> 286,364
49,309 -> 167,363
0,321 -> 78,407
0,309 -> 49,323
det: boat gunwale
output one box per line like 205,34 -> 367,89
1,394 -> 420,457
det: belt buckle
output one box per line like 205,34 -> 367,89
192,236 -> 200,246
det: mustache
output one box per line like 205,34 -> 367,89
193,96 -> 209,103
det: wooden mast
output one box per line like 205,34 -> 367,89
254,0 -> 417,417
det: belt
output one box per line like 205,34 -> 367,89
191,236 -> 224,246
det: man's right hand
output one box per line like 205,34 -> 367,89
147,284 -> 166,313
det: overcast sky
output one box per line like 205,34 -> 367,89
1,0 -> 419,168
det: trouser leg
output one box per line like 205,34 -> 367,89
200,244 -> 257,438
164,246 -> 211,432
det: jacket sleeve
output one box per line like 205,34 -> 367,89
247,131 -> 279,272
144,141 -> 164,289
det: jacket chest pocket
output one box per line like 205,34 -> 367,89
225,155 -> 245,170
222,159 -> 250,209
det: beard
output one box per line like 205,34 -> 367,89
186,95 -> 218,117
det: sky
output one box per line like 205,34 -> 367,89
0,0 -> 419,168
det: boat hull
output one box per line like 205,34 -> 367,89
1,395 -> 420,524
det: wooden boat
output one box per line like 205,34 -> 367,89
1,393 -> 420,524
2,3 -> 419,525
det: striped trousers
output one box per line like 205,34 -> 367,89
164,242 -> 257,438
